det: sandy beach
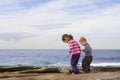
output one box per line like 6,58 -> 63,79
0,66 -> 120,80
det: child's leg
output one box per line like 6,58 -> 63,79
71,54 -> 80,74
87,56 -> 93,72
82,57 -> 87,72
82,56 -> 93,72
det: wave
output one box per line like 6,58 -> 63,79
49,63 -> 69,67
95,57 -> 120,60
91,63 -> 120,66
48,63 -> 120,67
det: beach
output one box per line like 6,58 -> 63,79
0,49 -> 120,80
0,66 -> 120,80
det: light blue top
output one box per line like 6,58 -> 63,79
83,43 -> 92,56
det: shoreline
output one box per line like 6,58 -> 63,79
0,65 -> 120,73
0,65 -> 120,80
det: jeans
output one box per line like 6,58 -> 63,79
70,53 -> 80,73
82,56 -> 93,72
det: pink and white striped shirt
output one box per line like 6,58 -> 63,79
68,39 -> 81,55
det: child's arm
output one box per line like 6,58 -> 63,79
67,40 -> 74,56
66,53 -> 70,56
66,48 -> 72,56
83,44 -> 92,53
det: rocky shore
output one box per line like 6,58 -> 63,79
0,65 -> 120,80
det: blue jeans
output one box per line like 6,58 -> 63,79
70,53 -> 80,73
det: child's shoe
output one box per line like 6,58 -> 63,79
84,69 -> 90,73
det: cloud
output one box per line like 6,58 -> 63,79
0,0 -> 120,49
0,32 -> 36,41
0,0 -> 51,14
31,23 -> 71,30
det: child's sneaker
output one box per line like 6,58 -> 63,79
84,69 -> 90,73
67,70 -> 72,74
71,72 -> 75,75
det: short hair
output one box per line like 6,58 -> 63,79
62,34 -> 73,42
79,37 -> 87,42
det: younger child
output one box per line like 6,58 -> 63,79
79,37 -> 93,73
62,34 -> 81,74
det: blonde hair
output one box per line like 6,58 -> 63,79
79,37 -> 87,42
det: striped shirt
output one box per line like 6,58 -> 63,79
68,39 -> 81,55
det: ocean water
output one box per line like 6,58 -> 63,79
0,49 -> 120,67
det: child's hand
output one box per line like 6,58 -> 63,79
81,49 -> 84,51
81,48 -> 85,51
66,53 -> 70,56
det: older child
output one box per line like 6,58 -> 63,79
79,37 -> 93,73
62,34 -> 81,74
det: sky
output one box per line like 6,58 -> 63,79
0,0 -> 120,49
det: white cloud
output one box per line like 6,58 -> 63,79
0,32 -> 35,41
0,0 -> 120,49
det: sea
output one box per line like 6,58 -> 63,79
0,49 -> 120,67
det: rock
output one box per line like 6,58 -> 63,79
0,66 -> 41,72
93,66 -> 120,72
0,66 -> 120,73
20,67 -> 61,73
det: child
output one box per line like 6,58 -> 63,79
79,37 -> 93,73
62,34 -> 81,74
